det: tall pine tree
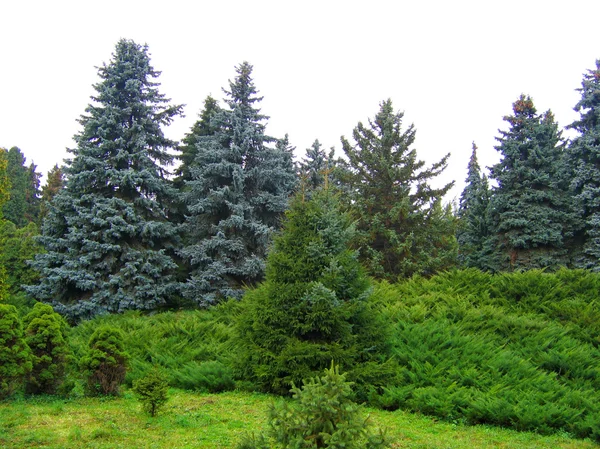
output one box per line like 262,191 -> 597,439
457,142 -> 492,268
1,147 -> 41,227
566,60 -> 600,269
340,99 -> 456,280
28,39 -> 183,321
489,95 -> 573,271
180,62 -> 296,305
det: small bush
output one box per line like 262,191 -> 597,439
237,363 -> 390,449
132,367 -> 169,417
170,360 -> 235,392
0,303 -> 32,399
23,303 -> 71,395
80,326 -> 128,396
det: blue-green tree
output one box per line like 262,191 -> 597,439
27,39 -> 183,321
566,60 -> 600,270
457,142 -> 492,268
180,62 -> 296,305
298,139 -> 336,198
489,95 -> 574,270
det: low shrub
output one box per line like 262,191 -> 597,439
0,303 -> 31,399
80,326 -> 128,396
132,367 -> 169,417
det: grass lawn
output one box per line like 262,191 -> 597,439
0,390 -> 597,449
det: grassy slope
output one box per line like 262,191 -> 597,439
0,390 -> 597,449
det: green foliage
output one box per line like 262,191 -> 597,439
0,147 -> 41,227
80,326 -> 128,396
237,364 -> 390,449
488,95 -> 575,271
22,303 -> 71,395
67,304 -> 239,391
235,191 -> 391,397
0,220 -> 41,295
0,303 -> 32,399
339,99 -> 456,280
28,39 -> 183,321
376,269 -> 600,440
38,164 -> 64,221
132,367 -> 169,417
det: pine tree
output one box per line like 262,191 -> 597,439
298,139 -> 336,197
0,303 -> 32,399
340,99 -> 456,280
180,62 -> 296,305
27,39 -> 183,321
566,60 -> 600,269
235,190 -> 390,396
1,147 -> 41,227
457,143 -> 492,268
489,95 -> 573,271
39,164 -> 64,221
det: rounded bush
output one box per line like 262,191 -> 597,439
0,303 -> 32,398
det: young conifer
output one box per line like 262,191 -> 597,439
0,303 -> 32,398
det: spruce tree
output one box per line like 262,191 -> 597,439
27,39 -> 183,321
180,62 -> 296,305
0,303 -> 32,399
566,60 -> 600,269
235,190 -> 390,396
457,143 -> 492,268
1,147 -> 41,227
489,95 -> 573,270
39,164 -> 64,221
298,139 -> 336,197
340,99 -> 456,280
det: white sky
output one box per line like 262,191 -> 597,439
1,0 -> 599,201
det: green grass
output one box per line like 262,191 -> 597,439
0,390 -> 597,449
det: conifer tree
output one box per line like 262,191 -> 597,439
457,143 -> 492,268
180,62 -> 296,304
39,164 -> 64,221
340,99 -> 455,280
489,95 -> 573,270
566,60 -> 600,269
27,39 -> 183,321
0,303 -> 32,399
235,190 -> 390,396
1,147 -> 41,227
298,139 -> 337,196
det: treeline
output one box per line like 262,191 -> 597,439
1,38 -> 599,320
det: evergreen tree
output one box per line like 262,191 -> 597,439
457,143 -> 492,268
235,190 -> 390,396
0,303 -> 32,399
1,147 -> 41,227
298,139 -> 336,197
340,99 -> 456,280
489,95 -> 573,271
27,39 -> 183,321
174,95 -> 222,188
39,164 -> 64,221
23,303 -> 71,395
180,62 -> 296,305
566,60 -> 600,269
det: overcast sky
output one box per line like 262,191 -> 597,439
1,0 -> 599,201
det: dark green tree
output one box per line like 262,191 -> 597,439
566,60 -> 600,269
457,143 -> 492,268
235,190 -> 390,396
1,147 -> 41,227
0,303 -> 32,399
174,95 -> 222,189
489,95 -> 574,271
23,303 -> 71,395
340,99 -> 456,280
80,326 -> 128,396
180,62 -> 296,304
39,164 -> 64,221
0,220 -> 41,294
27,39 -> 183,321
298,139 -> 337,198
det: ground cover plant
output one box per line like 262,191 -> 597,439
0,390 -> 597,449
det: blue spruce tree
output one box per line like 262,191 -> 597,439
566,60 -> 600,269
457,142 -> 492,268
180,62 -> 296,305
27,39 -> 183,321
489,95 -> 573,271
